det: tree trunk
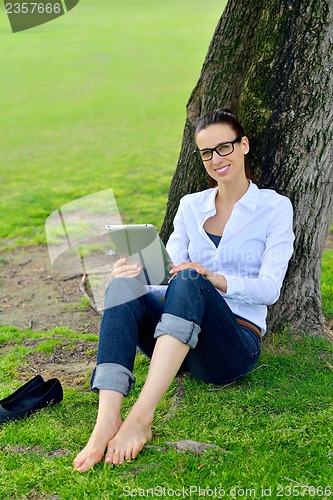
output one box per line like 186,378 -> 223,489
161,0 -> 333,336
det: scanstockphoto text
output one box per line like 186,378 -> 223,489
121,484 -> 332,497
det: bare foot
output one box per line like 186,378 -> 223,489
73,415 -> 122,472
104,410 -> 153,464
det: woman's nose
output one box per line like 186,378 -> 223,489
212,150 -> 222,163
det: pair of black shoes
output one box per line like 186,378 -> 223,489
0,375 -> 63,423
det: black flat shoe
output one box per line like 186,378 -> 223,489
0,378 -> 63,423
0,375 -> 44,405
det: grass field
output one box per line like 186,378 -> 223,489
0,327 -> 332,499
0,0 -> 223,246
0,1 -> 333,498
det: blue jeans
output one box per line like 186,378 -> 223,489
91,269 -> 261,395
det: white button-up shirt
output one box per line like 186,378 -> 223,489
166,181 -> 294,336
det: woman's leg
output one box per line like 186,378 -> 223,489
104,269 -> 261,464
74,278 -> 164,471
104,335 -> 190,464
73,390 -> 123,472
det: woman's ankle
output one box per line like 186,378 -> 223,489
97,407 -> 121,420
128,402 -> 155,426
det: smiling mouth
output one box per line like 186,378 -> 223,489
215,164 -> 230,174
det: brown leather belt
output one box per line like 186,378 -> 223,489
236,318 -> 262,342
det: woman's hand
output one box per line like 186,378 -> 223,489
111,257 -> 141,280
169,261 -> 227,293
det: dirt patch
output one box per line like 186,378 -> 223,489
145,440 -> 221,455
0,245 -> 101,334
0,245 -> 102,387
1,445 -> 70,458
16,339 -> 97,387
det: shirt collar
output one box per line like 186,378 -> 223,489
198,180 -> 260,214
198,186 -> 219,212
237,180 -> 260,213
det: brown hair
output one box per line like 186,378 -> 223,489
195,108 -> 256,187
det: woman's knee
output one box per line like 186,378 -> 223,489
104,278 -> 147,309
171,268 -> 203,287
165,269 -> 206,316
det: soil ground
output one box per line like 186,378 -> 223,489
0,245 -> 101,334
0,245 -> 102,387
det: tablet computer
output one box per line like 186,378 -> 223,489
105,224 -> 173,286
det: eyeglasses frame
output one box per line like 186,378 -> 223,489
194,136 -> 243,162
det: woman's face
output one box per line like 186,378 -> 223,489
195,123 -> 249,186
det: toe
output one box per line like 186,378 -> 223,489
76,458 -> 92,472
104,446 -> 114,464
118,449 -> 127,464
112,449 -> 121,464
132,442 -> 144,459
73,455 -> 83,468
75,449 -> 103,472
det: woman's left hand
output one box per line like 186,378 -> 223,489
169,261 -> 227,293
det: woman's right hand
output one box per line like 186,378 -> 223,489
111,257 -> 142,280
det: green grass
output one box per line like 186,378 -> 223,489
0,0 -> 224,248
0,327 -> 332,499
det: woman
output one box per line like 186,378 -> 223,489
74,109 -> 294,472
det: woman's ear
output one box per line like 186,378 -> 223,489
242,136 -> 250,155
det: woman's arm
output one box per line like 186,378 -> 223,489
221,197 -> 294,305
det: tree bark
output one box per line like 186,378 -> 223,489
161,0 -> 333,336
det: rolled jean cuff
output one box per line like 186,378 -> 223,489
154,313 -> 201,349
90,363 -> 136,396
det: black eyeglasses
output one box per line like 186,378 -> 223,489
194,136 -> 242,162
